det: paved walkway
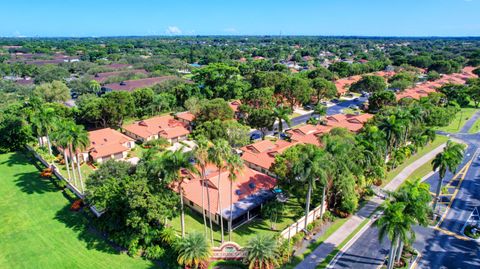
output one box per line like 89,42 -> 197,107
294,143 -> 447,269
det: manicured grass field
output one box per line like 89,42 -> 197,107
435,107 -> 478,133
0,152 -> 155,269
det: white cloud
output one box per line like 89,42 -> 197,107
224,27 -> 238,34
166,26 -> 182,35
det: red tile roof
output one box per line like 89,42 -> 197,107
334,75 -> 362,95
175,111 -> 196,122
324,113 -> 373,132
180,163 -> 276,215
61,128 -> 134,159
287,124 -> 333,146
240,140 -> 296,171
123,115 -> 190,140
229,100 -> 242,113
93,69 -> 148,83
103,76 -> 178,92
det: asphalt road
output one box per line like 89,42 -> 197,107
331,123 -> 480,269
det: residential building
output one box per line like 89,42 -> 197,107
123,115 -> 190,143
240,140 -> 296,176
93,69 -> 148,84
59,128 -> 135,164
287,124 -> 333,146
180,163 -> 276,229
101,76 -> 177,93
323,113 -> 373,132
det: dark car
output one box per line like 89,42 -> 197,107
304,104 -> 314,111
332,98 -> 340,103
250,133 -> 262,140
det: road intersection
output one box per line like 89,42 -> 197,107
328,113 -> 480,269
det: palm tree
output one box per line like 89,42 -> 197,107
88,80 -> 101,94
175,232 -> 211,269
378,115 -> 405,159
392,179 -> 431,262
69,124 -> 90,193
431,140 -> 465,213
31,106 -> 57,156
377,201 -> 414,269
313,103 -> 327,121
161,149 -> 196,238
192,136 -> 213,242
208,139 -> 232,243
293,144 -> 329,233
51,119 -> 73,182
226,153 -> 243,241
273,105 -> 292,137
244,234 -> 279,269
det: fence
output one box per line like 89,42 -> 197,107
25,145 -> 103,217
280,202 -> 326,239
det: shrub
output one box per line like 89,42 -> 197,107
143,245 -> 166,260
70,199 -> 84,211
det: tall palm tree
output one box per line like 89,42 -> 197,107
51,119 -> 73,182
378,115 -> 405,159
273,105 -> 292,137
161,149 -> 196,238
88,80 -> 101,94
392,179 -> 431,262
377,201 -> 414,269
175,232 -> 211,269
226,153 -> 243,241
293,144 -> 329,233
192,136 -> 213,242
208,139 -> 232,243
244,234 -> 279,269
431,140 -> 465,212
31,106 -> 57,156
69,124 -> 90,193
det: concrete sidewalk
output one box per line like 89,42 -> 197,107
294,142 -> 447,269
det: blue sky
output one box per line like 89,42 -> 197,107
1,0 -> 479,37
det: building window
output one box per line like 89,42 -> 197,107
189,201 -> 194,206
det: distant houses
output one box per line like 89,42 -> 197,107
101,76 -> 177,93
93,69 -> 148,83
123,115 -> 191,143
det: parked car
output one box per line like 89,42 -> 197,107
353,97 -> 359,101
250,133 -> 262,140
332,98 -> 340,103
349,105 -> 359,110
303,104 -> 314,111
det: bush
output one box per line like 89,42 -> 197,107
70,199 -> 84,211
143,245 -> 166,260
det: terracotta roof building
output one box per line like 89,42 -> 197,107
59,128 -> 135,164
123,115 -> 190,143
334,75 -> 362,95
323,114 -> 373,132
180,163 -> 276,228
287,124 -> 333,146
93,69 -> 148,83
240,140 -> 296,176
102,76 -> 177,92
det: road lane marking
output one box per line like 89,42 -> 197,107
433,226 -> 470,241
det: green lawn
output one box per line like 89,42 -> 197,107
435,107 -> 478,133
171,198 -> 304,246
468,117 -> 480,134
0,152 -> 155,269
382,135 -> 448,186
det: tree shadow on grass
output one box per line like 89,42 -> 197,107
54,204 -> 121,254
13,171 -> 59,194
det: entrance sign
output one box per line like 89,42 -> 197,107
211,242 -> 246,260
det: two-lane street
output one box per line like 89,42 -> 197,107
330,125 -> 480,269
